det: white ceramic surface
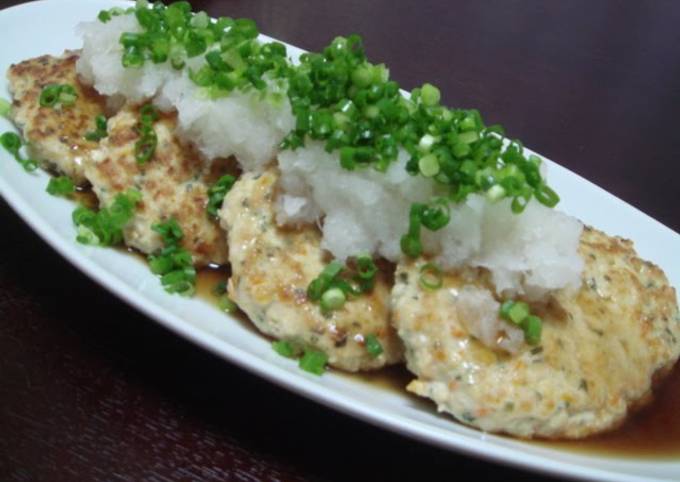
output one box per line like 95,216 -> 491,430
1,1 -> 679,480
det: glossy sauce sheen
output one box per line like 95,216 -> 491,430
195,264 -> 230,299
66,187 -> 680,459
195,265 -> 255,331
198,264 -> 680,457
544,364 -> 680,457
347,359 -> 680,458
72,185 -> 98,209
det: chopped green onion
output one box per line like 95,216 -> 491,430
320,287 -> 346,313
0,98 -> 11,118
149,255 -> 174,275
190,10 -> 210,29
102,3 -> 560,239
135,134 -> 157,163
21,158 -> 39,172
459,115 -> 476,131
486,184 -> 506,202
508,301 -> 530,324
499,300 -> 543,345
39,84 -> 78,109
452,142 -> 470,159
98,10 -> 112,23
96,114 -> 107,132
272,340 -> 296,358
298,348 -> 328,375
122,45 -> 144,68
72,190 -> 141,246
364,334 -> 383,358
107,2 -> 288,93
39,84 -> 61,107
57,85 -> 78,106
400,203 -> 424,258
150,36 -> 170,63
135,104 -> 159,164
46,176 -> 75,197
400,233 -> 422,258
205,51 -> 227,71
218,295 -> 238,313
1,131 -> 38,172
190,66 -> 214,88
356,254 -> 378,280
457,130 -> 478,144
148,218 -> 196,296
307,256 -> 378,312
535,183 -> 560,208
160,267 -> 196,296
418,134 -> 436,152
352,254 -> 378,292
419,262 -> 443,290
84,114 -> 108,142
75,221 -> 100,245
420,199 -> 450,231
307,260 -> 344,301
522,315 -> 542,345
528,154 -> 542,168
153,217 -> 183,244
95,4 -> 562,275
420,83 -> 441,107
511,195 -> 529,214
418,153 -> 439,177
352,65 -> 373,87
272,341 -> 328,375
140,103 -> 159,124
206,174 -> 236,218
499,300 -> 515,320
1,131 -> 21,156
280,31 -> 559,229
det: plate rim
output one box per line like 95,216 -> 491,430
0,2 -> 679,481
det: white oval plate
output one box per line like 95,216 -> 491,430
1,1 -> 679,480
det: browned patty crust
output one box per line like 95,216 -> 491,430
7,51 -> 107,184
220,169 -> 403,372
85,105 -> 230,266
392,226 -> 680,439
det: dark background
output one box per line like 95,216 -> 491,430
2,1 -> 679,481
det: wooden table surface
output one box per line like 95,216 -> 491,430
2,1 -> 679,481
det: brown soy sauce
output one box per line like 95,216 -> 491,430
195,263 -> 230,299
69,184 -> 680,458
346,364 -> 415,394
72,185 -> 98,209
197,262 -> 680,458
541,365 -> 680,458
343,357 -> 680,458
194,264 -> 254,330
154,261 -> 680,458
